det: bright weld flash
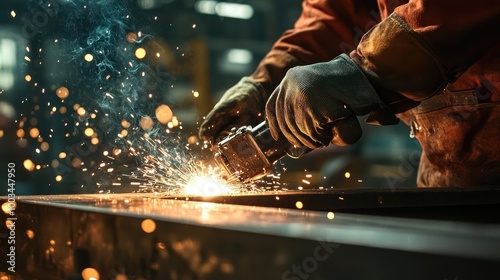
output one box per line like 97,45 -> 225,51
183,174 -> 233,197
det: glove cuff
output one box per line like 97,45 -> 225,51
331,54 -> 400,125
350,13 -> 448,101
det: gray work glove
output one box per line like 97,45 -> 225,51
199,77 -> 267,143
266,54 -> 393,149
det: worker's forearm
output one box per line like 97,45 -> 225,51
251,0 -> 379,95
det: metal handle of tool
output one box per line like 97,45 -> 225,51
250,121 -> 310,161
214,121 -> 338,182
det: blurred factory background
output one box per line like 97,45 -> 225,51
0,0 -> 420,195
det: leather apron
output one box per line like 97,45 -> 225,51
398,48 -> 500,187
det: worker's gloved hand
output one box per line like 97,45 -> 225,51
266,54 -> 391,149
199,77 -> 267,143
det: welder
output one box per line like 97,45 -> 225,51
199,0 -> 500,187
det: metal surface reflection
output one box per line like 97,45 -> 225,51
15,193 -> 500,260
2,192 -> 500,279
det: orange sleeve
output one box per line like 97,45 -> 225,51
351,0 -> 500,106
395,0 -> 500,79
251,0 -> 380,95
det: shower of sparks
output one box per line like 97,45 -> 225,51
10,0 -> 293,195
122,137 -> 242,196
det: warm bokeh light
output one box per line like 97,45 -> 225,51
126,32 -> 138,43
135,47 -> 147,59
81,267 -> 100,280
40,142 -> 50,152
71,158 -> 82,168
170,117 -> 178,128
16,129 -> 25,138
344,172 -> 351,179
187,135 -> 198,145
295,201 -> 304,209
29,127 -> 40,138
140,116 -> 154,131
77,107 -> 86,116
59,152 -> 67,159
84,53 -> 94,62
141,219 -> 156,233
25,75 -> 32,82
2,201 -> 15,214
26,230 -> 35,239
155,104 -> 173,124
23,159 -> 35,172
327,212 -> 335,220
84,128 -> 94,137
55,175 -> 62,182
121,119 -> 131,128
56,86 -> 69,99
